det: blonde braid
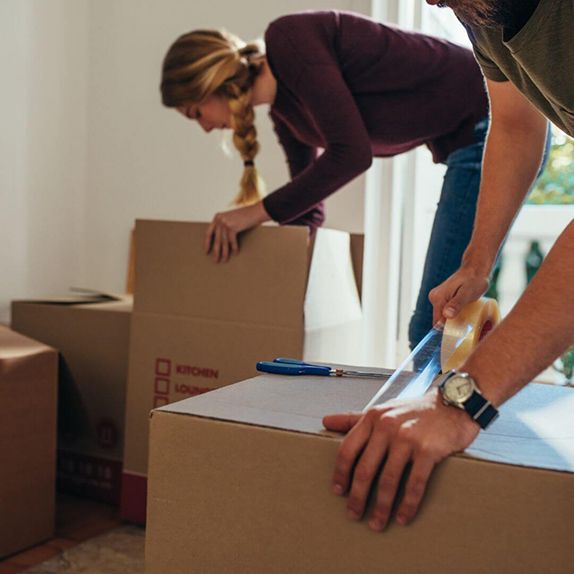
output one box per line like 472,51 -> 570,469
227,82 -> 265,205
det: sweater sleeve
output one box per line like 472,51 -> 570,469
263,19 -> 373,224
270,115 -> 325,230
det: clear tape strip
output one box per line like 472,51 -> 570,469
363,298 -> 500,411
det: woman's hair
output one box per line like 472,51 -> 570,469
161,29 -> 266,206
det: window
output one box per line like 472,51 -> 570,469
528,127 -> 574,205
495,125 -> 574,383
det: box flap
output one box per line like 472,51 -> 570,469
134,220 -> 307,328
156,373 -> 574,474
304,229 -> 362,330
13,288 -> 128,306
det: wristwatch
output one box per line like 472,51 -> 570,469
438,370 -> 499,430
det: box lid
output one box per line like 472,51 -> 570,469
156,372 -> 574,474
134,220 -> 309,328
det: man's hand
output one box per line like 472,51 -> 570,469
205,202 -> 270,263
323,390 -> 480,531
429,80 -> 548,323
429,266 -> 489,323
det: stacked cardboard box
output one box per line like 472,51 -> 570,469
0,326 -> 58,558
121,220 -> 364,523
145,373 -> 574,573
11,295 -> 132,504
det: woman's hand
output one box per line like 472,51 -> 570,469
205,202 -> 271,263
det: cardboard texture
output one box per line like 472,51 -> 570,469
122,220 -> 363,523
0,326 -> 58,558
146,374 -> 574,574
11,295 -> 132,504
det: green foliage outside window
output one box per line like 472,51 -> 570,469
523,127 -> 573,382
555,347 -> 574,383
527,129 -> 574,205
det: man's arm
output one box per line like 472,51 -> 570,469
462,219 -> 574,405
430,79 -> 548,323
324,221 -> 574,529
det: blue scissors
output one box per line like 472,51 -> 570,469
256,357 -> 389,379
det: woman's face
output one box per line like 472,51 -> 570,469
177,94 -> 232,132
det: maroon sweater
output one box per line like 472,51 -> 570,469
262,11 -> 489,228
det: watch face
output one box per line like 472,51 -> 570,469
443,375 -> 474,404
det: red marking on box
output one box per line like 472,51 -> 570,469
155,358 -> 171,376
120,473 -> 147,524
154,377 -> 170,395
153,396 -> 170,408
175,364 -> 219,379
96,418 -> 119,449
174,383 -> 212,397
57,451 -> 122,505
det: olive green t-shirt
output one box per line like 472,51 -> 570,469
467,0 -> 574,137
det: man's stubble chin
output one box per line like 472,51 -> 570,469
438,0 -> 510,27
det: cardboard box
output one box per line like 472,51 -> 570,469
122,220 -> 363,523
0,325 -> 58,558
145,373 -> 574,573
11,294 -> 132,504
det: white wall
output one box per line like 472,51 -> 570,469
83,0 -> 370,291
0,0 -> 88,322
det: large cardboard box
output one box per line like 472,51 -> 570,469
146,373 -> 574,573
0,326 -> 58,558
11,294 -> 132,504
122,220 -> 363,523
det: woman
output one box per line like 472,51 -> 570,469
160,10 -> 491,350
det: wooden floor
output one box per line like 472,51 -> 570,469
0,494 -> 123,574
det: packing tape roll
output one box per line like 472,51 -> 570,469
440,297 -> 500,372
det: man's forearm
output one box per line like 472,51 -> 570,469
462,220 -> 574,406
462,115 -> 547,275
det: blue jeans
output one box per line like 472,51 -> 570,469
408,118 -> 551,350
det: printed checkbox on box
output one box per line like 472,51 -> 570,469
154,378 -> 170,395
155,358 -> 171,376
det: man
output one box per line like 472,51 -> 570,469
323,0 -> 574,532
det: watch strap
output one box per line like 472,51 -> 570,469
464,391 -> 499,429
